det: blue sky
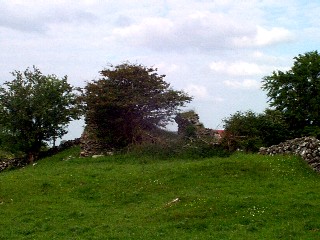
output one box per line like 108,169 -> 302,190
1,0 -> 319,141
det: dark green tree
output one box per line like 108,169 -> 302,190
223,110 -> 289,152
262,51 -> 320,137
0,66 -> 81,162
257,109 -> 290,146
84,63 -> 192,148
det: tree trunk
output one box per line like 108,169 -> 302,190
27,152 -> 35,164
27,139 -> 42,164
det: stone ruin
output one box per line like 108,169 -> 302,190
175,111 -> 203,135
79,110 -> 223,157
174,111 -> 221,143
80,123 -> 112,157
259,136 -> 320,172
80,124 -> 100,157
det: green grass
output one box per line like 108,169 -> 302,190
1,147 -> 320,239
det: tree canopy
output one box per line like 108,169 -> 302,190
0,66 -> 81,162
84,63 -> 192,148
262,51 -> 320,137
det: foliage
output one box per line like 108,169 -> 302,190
1,148 -> 320,239
83,63 -> 192,149
223,111 -> 261,152
223,110 -> 289,152
0,149 -> 15,159
0,66 -> 81,162
262,51 -> 320,137
257,109 -> 291,146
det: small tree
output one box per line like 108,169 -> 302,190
262,51 -> 320,137
223,111 -> 261,152
0,66 -> 81,162
84,63 -> 192,149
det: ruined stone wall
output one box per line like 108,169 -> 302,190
175,111 -> 220,143
79,110 -> 221,156
259,136 -> 320,171
79,123 -> 113,157
175,111 -> 203,135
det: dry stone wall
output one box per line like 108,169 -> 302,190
0,158 -> 26,172
0,138 -> 80,173
259,136 -> 320,171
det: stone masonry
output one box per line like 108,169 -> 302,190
175,111 -> 221,143
259,136 -> 320,171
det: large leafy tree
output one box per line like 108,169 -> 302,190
0,66 -> 81,162
262,51 -> 320,137
84,63 -> 192,148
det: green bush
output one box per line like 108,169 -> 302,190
222,109 -> 289,152
0,149 -> 15,159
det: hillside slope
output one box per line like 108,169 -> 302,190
0,147 -> 320,239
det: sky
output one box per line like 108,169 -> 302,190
1,0 -> 320,141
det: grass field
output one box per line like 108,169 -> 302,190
1,147 -> 320,239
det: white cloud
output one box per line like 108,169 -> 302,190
110,11 -> 293,54
111,17 -> 174,48
184,84 -> 225,102
0,0 -> 316,134
184,84 -> 210,100
210,61 -> 263,76
110,11 -> 254,52
0,1 -> 97,33
155,62 -> 179,74
234,26 -> 294,47
255,26 -> 294,46
223,79 -> 261,90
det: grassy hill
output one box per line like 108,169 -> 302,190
1,147 -> 320,239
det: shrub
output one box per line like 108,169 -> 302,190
222,109 -> 289,152
125,139 -> 230,160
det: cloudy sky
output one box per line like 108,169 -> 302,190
1,0 -> 319,140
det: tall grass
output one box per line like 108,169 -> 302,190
0,147 -> 320,239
